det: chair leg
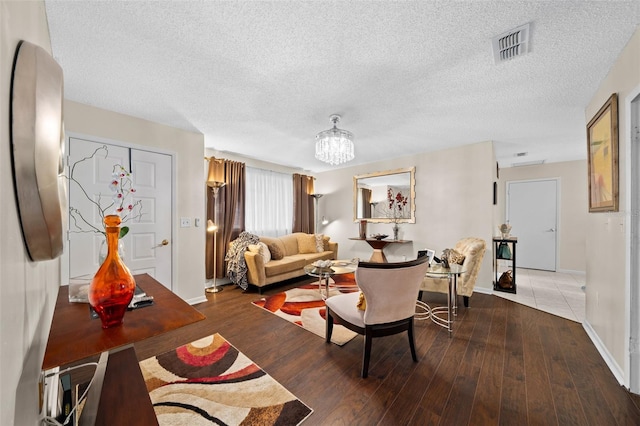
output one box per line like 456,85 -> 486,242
418,290 -> 424,301
408,320 -> 418,362
362,330 -> 373,378
325,309 -> 334,343
463,296 -> 469,308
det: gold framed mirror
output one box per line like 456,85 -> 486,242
353,167 -> 415,223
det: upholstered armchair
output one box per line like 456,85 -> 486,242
420,237 -> 486,308
325,257 -> 430,378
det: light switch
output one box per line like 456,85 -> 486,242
180,217 -> 191,228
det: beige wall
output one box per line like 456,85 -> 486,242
64,101 -> 206,303
499,160 -> 587,272
584,28 -> 640,375
315,141 -> 496,292
0,2 -> 60,424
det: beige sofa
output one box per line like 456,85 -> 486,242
244,232 -> 338,291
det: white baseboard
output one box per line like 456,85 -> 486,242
474,286 -> 493,295
583,319 -> 625,386
557,268 -> 586,275
187,294 -> 207,305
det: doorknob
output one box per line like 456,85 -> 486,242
161,239 -> 169,246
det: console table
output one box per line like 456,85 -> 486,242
349,237 -> 411,263
43,274 -> 206,425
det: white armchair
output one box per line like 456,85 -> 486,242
325,257 -> 430,378
420,237 -> 486,307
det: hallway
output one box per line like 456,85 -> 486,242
493,268 -> 586,323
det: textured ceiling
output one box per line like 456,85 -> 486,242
44,1 -> 639,172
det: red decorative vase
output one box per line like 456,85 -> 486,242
89,215 -> 135,328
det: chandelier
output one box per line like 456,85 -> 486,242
315,114 -> 354,165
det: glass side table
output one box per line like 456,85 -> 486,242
304,260 -> 357,299
415,263 -> 466,336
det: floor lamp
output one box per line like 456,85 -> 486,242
311,193 -> 323,234
206,180 -> 226,294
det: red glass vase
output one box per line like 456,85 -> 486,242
89,215 -> 135,328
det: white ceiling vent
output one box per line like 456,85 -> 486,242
492,23 -> 531,64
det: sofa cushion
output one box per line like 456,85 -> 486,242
323,235 -> 330,251
261,236 -> 285,260
264,257 -> 307,277
297,233 -> 318,254
248,242 -> 271,263
280,234 -> 301,256
315,234 -> 325,252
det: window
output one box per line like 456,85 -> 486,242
245,167 -> 293,237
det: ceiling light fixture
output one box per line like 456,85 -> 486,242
315,114 -> 354,165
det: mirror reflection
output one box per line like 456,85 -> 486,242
353,167 -> 415,223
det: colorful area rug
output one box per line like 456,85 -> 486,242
139,333 -> 313,425
252,273 -> 359,346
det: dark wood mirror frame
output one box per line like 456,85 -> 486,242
353,167 -> 416,223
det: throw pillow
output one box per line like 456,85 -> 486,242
314,234 -> 325,252
248,242 -> 271,263
357,291 -> 367,311
297,234 -> 317,254
322,235 -> 330,251
266,242 -> 284,260
441,248 -> 465,268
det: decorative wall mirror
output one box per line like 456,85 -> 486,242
353,167 -> 416,223
10,40 -> 66,261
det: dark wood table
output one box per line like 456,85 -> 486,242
43,274 -> 206,425
43,273 -> 205,369
349,237 -> 411,262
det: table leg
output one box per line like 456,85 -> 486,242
369,249 -> 387,263
447,275 -> 453,336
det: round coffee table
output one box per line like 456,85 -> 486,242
304,260 -> 357,299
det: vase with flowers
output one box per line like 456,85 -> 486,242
67,146 -> 142,328
387,187 -> 408,240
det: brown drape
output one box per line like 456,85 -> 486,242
361,188 -> 372,218
292,173 -> 314,233
206,158 -> 245,279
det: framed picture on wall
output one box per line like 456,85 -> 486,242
587,93 -> 619,213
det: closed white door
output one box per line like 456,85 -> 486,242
127,149 -> 172,285
507,179 -> 558,271
67,138 -> 173,289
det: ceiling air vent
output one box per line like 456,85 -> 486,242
492,23 -> 531,64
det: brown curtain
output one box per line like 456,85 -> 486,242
206,158 -> 245,279
361,188 -> 372,218
292,173 -> 314,233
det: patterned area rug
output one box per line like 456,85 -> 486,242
252,273 -> 359,346
140,333 -> 313,425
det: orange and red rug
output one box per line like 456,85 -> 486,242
252,273 -> 359,346
140,333 -> 313,425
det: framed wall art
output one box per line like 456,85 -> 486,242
587,93 -> 618,213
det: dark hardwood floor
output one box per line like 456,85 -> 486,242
133,278 -> 640,425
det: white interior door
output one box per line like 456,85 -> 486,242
507,179 -> 558,271
67,138 -> 173,289
127,149 -> 172,285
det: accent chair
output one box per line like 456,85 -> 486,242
419,237 -> 486,308
325,256 -> 430,378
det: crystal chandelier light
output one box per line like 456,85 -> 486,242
315,114 -> 354,165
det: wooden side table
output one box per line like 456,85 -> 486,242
349,238 -> 411,262
43,274 -> 206,425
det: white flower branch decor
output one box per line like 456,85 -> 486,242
67,145 -> 143,238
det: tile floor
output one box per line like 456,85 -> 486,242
492,267 -> 586,323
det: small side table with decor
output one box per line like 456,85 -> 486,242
493,237 -> 517,293
304,260 -> 357,299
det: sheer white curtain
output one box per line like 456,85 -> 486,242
245,167 -> 293,237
